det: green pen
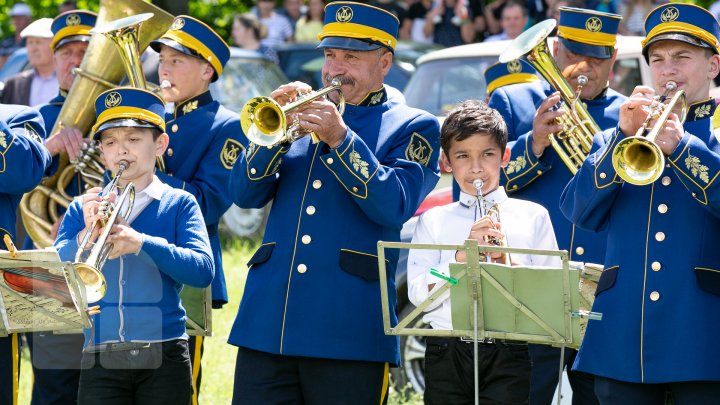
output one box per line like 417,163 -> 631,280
429,267 -> 458,285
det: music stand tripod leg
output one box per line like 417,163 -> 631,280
473,280 -> 479,405
556,345 -> 565,405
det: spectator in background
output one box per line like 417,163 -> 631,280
585,0 -> 617,14
546,0 -> 585,35
58,0 -> 77,14
424,0 -> 475,47
618,0 -> 666,36
484,0 -> 506,36
278,0 -> 303,32
233,13 -> 280,65
371,0 -> 407,22
257,0 -> 294,48
485,0 -> 527,41
295,0 -> 325,43
467,0 -> 488,42
1,18 -> 56,107
401,0 -> 433,43
0,3 -> 33,68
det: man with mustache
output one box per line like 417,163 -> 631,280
227,2 -> 440,403
488,6 -> 626,405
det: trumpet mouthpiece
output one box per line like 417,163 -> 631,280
117,160 -> 130,171
666,81 -> 677,92
159,80 -> 171,90
577,75 -> 588,86
473,179 -> 484,191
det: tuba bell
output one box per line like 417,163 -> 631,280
74,160 -> 135,303
240,78 -> 345,147
611,81 -> 687,185
19,0 -> 173,248
500,19 -> 601,175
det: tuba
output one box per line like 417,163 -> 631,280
500,19 -> 601,175
74,160 -> 135,303
611,81 -> 687,185
19,0 -> 173,248
240,78 -> 345,146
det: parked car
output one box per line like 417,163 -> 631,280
405,36 -> 650,118
275,40 -> 440,92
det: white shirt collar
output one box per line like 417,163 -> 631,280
458,186 -> 508,208
135,175 -> 167,201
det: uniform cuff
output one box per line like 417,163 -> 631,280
668,133 -> 719,205
504,133 -> 552,192
591,128 -> 625,188
320,131 -> 379,198
244,141 -> 289,180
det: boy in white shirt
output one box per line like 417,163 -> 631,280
407,99 -> 560,404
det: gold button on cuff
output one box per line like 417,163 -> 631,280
301,235 -> 311,245
692,192 -> 697,198
655,232 -> 665,242
326,158 -> 334,164
250,168 -> 257,175
599,172 -> 606,179
651,261 -> 661,272
661,176 -> 671,186
297,264 -> 307,273
313,180 -> 322,189
575,247 -> 585,256
536,170 -> 542,175
171,124 -> 178,133
352,186 -> 358,192
167,148 -> 174,157
657,204 -> 668,214
306,206 -> 316,215
512,185 -> 518,190
650,291 -> 660,301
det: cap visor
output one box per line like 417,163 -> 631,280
150,38 -> 202,59
559,37 -> 613,59
317,37 -> 382,52
94,119 -> 159,140
55,35 -> 90,51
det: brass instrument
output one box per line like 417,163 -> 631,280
74,160 -> 135,303
19,0 -> 173,248
611,81 -> 687,185
240,78 -> 345,146
473,179 -> 510,265
500,19 -> 601,175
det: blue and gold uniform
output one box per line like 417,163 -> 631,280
489,8 -> 624,405
228,2 -> 440,403
26,10 -> 96,405
561,4 -> 720,396
0,104 -> 51,405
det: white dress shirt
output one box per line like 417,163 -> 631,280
29,71 -> 57,107
407,187 -> 560,330
101,175 -> 169,225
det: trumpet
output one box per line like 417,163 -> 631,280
74,160 -> 136,303
611,81 -> 687,185
472,179 -> 509,265
240,78 -> 345,147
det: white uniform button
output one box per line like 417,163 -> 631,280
655,232 -> 665,242
657,204 -> 668,214
599,172 -> 606,179
575,246 -> 584,256
661,176 -> 671,186
651,261 -> 661,272
301,235 -> 311,245
171,124 -> 178,133
167,148 -> 173,157
313,180 -> 322,189
326,157 -> 334,164
250,168 -> 257,175
297,264 -> 307,273
650,291 -> 660,301
306,206 -> 316,215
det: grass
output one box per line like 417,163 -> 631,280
16,235 -> 424,404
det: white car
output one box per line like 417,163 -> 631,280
404,35 -> 651,118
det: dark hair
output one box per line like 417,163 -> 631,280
234,13 -> 268,40
440,100 -> 507,155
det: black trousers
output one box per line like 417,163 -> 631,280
595,376 -> 720,405
26,332 -> 84,405
77,339 -> 192,405
423,336 -> 531,405
528,344 -> 598,405
232,346 -> 389,405
0,334 -> 20,405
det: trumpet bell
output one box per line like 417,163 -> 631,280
240,96 -> 287,146
611,136 -> 665,186
73,262 -> 108,304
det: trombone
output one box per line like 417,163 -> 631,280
74,160 -> 136,303
240,78 -> 345,147
611,81 -> 687,185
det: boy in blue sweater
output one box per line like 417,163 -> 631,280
54,87 -> 214,405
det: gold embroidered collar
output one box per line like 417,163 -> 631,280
174,90 -> 213,118
353,87 -> 387,107
686,98 -> 716,122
